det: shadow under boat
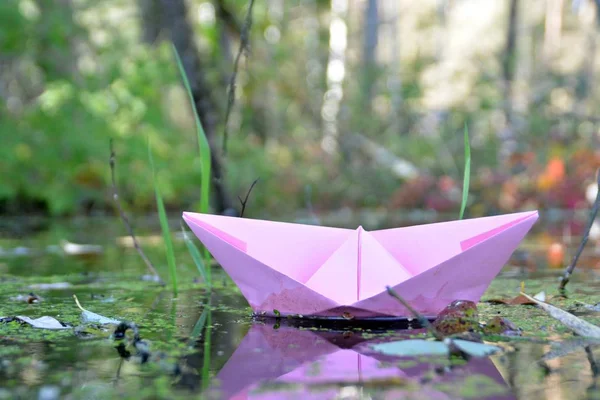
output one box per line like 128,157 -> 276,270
252,314 -> 428,331
205,321 -> 515,400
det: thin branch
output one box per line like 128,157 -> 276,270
110,140 -> 165,285
386,286 -> 443,340
559,169 -> 600,292
221,0 -> 256,155
238,178 -> 259,218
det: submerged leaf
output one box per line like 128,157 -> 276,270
521,292 -> 600,338
483,316 -> 521,335
370,339 -> 500,358
74,295 -> 120,325
0,316 -> 70,330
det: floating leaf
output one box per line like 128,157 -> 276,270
29,282 -> 72,290
60,240 -> 103,257
486,291 -> 546,306
74,295 -> 120,325
370,339 -> 500,358
483,316 -> 520,335
370,339 -> 449,357
521,292 -> 600,338
0,316 -> 70,330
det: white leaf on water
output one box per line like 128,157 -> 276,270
74,295 -> 120,325
533,291 -> 546,302
29,282 -> 72,290
0,316 -> 70,330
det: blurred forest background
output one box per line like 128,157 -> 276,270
2,0 -> 600,221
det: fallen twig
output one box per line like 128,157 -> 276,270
521,292 -> 600,338
559,169 -> 600,292
386,286 -> 443,340
238,178 -> 259,218
109,140 -> 164,285
222,0 -> 256,155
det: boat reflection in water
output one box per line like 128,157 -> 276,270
207,321 -> 515,400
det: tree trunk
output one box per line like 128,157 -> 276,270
362,0 -> 378,112
499,0 -> 519,163
574,0 -> 598,114
321,0 -> 348,155
138,0 -> 236,215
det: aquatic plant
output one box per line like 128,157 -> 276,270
149,141 -> 178,296
172,45 -> 212,286
459,123 -> 471,220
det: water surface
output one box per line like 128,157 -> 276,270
1,214 -> 600,399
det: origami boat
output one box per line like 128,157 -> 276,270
183,210 -> 538,319
210,323 -> 513,400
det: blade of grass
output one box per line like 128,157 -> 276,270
149,141 -> 178,296
181,223 -> 208,285
172,44 -> 212,284
172,45 -> 211,218
190,306 -> 209,340
459,123 -> 471,220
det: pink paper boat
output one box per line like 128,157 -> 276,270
183,210 -> 538,319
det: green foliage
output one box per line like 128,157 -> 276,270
1,0 -> 599,218
459,124 -> 471,220
149,142 -> 177,296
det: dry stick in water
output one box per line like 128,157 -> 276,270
109,140 -> 165,285
586,346 -> 600,378
238,178 -> 259,218
559,169 -> 600,292
222,0 -> 256,155
386,286 -> 443,340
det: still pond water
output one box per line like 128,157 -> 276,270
2,212 -> 600,399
